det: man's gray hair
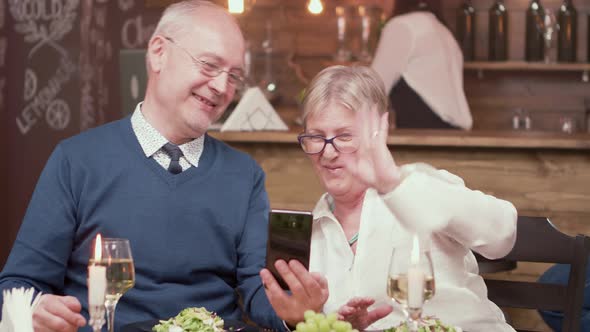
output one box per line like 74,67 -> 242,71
151,0 -> 235,41
145,0 -> 240,74
302,65 -> 388,126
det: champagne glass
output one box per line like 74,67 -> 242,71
90,238 -> 135,332
387,235 -> 435,331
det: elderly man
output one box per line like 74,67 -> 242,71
0,1 -> 299,331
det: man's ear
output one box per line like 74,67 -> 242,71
147,35 -> 166,73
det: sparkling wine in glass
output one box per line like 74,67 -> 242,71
387,235 -> 435,331
89,238 -> 135,332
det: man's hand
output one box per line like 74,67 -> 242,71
260,260 -> 329,327
337,297 -> 392,331
33,294 -> 86,332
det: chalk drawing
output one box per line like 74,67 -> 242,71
46,99 -> 70,130
121,15 -> 156,49
24,68 -> 38,101
8,0 -> 79,58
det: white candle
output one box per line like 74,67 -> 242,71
88,234 -> 106,306
408,235 -> 424,308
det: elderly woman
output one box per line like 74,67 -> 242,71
261,65 -> 517,331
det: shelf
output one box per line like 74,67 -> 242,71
464,61 -> 590,82
464,61 -> 590,71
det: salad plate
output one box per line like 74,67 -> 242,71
120,319 -> 258,332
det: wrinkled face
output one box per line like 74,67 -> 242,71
304,103 -> 367,200
151,15 -> 245,139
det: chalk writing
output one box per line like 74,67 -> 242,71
46,99 -> 70,130
8,0 -> 79,58
24,68 -> 38,101
16,56 -> 76,135
121,15 -> 155,49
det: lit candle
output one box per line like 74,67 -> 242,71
88,234 -> 106,306
407,234 -> 424,308
228,0 -> 244,14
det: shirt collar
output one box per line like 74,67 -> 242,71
312,193 -> 338,223
130,103 -> 204,167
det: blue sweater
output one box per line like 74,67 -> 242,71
0,117 -> 282,330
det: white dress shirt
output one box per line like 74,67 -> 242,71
309,163 -> 517,331
131,103 -> 204,172
371,12 -> 473,130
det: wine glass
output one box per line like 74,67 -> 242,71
387,235 -> 435,331
90,238 -> 135,332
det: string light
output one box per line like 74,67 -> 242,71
228,0 -> 245,14
228,0 -> 256,15
307,0 -> 323,15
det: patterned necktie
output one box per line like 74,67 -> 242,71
161,143 -> 183,174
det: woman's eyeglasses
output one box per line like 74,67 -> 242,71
297,134 -> 359,155
164,36 -> 245,89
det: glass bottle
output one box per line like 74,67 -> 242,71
526,0 -> 545,61
557,0 -> 577,62
457,0 -> 476,61
489,0 -> 508,61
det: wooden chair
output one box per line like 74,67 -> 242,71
483,216 -> 590,332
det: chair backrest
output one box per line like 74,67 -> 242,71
484,216 -> 590,332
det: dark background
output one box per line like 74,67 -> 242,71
0,0 -> 167,268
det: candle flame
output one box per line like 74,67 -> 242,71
307,0 -> 323,15
94,234 -> 102,261
228,0 -> 244,14
411,234 -> 420,265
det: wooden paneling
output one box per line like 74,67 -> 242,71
238,0 -> 590,133
212,131 -> 590,233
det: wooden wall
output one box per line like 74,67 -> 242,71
236,0 -> 590,132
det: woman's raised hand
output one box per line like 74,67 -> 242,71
351,105 -> 401,194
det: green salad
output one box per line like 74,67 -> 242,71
152,307 -> 225,332
383,318 -> 462,332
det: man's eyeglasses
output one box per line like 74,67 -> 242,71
164,36 -> 245,89
297,134 -> 359,155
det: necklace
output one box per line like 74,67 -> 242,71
348,232 -> 359,246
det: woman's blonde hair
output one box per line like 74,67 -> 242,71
302,65 -> 388,127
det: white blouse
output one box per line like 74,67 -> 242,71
309,163 -> 517,331
371,12 -> 473,130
